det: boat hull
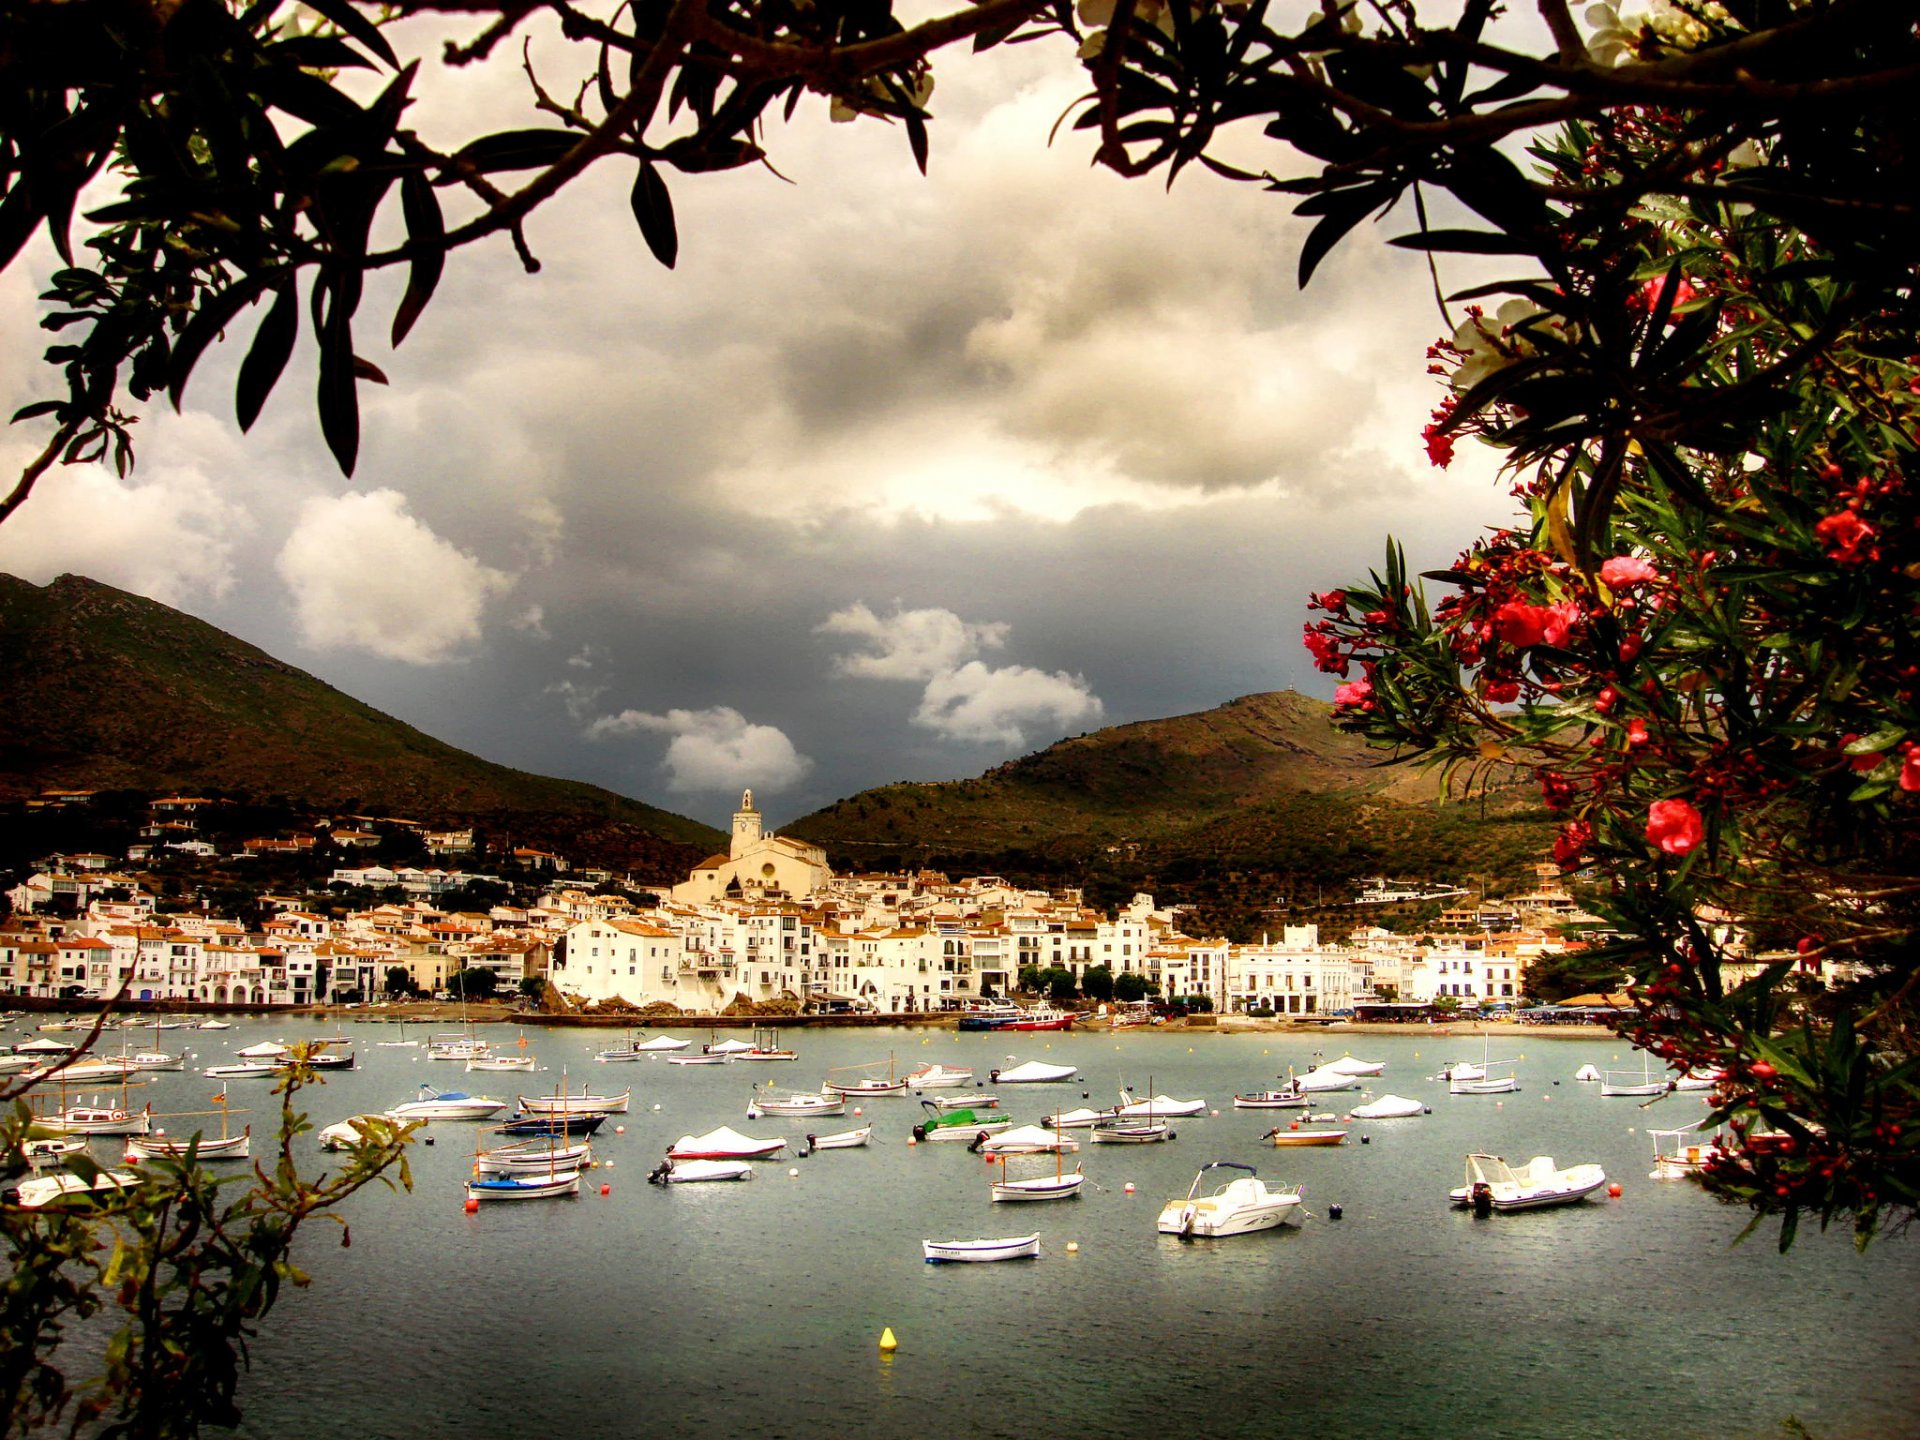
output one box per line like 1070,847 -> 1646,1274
518,1090 -> 630,1114
466,1171 -> 582,1200
991,1173 -> 1084,1202
923,1235 -> 1040,1263
126,1130 -> 250,1161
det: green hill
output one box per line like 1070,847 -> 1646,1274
0,573 -> 721,878
787,691 -> 1553,937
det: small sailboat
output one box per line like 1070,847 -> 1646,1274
823,1055 -> 910,1096
989,1145 -> 1085,1203
464,1169 -> 582,1201
922,1234 -> 1040,1263
1601,1052 -> 1673,1098
125,1091 -> 250,1162
739,1027 -> 798,1061
1449,1032 -> 1520,1095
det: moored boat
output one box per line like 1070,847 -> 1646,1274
748,1088 -> 845,1118
649,1157 -> 754,1183
990,1060 -> 1077,1084
906,1063 -> 974,1089
800,1126 -> 873,1153
474,1137 -> 594,1175
1115,1091 -> 1207,1119
1264,1124 -> 1348,1146
126,1127 -> 251,1162
1449,1153 -> 1608,1212
977,1124 -> 1079,1155
923,1234 -> 1040,1263
386,1085 -> 506,1122
41,1102 -> 152,1136
517,1085 -> 630,1115
1158,1161 -> 1304,1237
1233,1090 -> 1310,1110
1089,1120 -> 1171,1144
1350,1094 -> 1427,1119
465,1169 -> 582,1201
466,1055 -> 537,1072
667,1125 -> 785,1160
912,1104 -> 1013,1143
1001,1006 -> 1075,1031
14,1168 -> 141,1208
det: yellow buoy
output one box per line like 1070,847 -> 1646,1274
1065,1241 -> 1079,1253
879,1328 -> 898,1352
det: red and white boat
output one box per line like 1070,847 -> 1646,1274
1002,1007 -> 1075,1031
667,1125 -> 786,1160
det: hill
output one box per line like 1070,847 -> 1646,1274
0,573 -> 721,878
786,691 -> 1553,937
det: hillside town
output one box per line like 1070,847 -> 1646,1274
0,790 -> 1817,1018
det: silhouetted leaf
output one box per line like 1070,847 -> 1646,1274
1297,186 -> 1384,287
1388,228 -> 1537,255
905,111 -> 929,176
449,129 -> 580,176
236,283 -> 297,433
168,274 -> 268,410
315,281 -> 360,474
298,0 -> 399,68
630,162 -> 677,269
390,172 -> 443,347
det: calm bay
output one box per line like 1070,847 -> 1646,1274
93,1019 -> 1920,1439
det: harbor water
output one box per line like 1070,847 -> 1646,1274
54,1019 -> 1920,1439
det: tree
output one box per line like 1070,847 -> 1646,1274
450,966 -> 499,999
1113,971 -> 1152,1003
1081,964 -> 1115,1002
384,965 -> 416,998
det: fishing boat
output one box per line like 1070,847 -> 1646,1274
40,1096 -> 152,1136
977,1124 -> 1079,1155
473,1136 -> 594,1175
649,1157 -> 754,1183
1451,1153 -> 1608,1212
14,1169 -> 141,1208
956,1002 -> 1022,1031
291,1042 -> 355,1071
740,1028 -> 798,1061
1601,1054 -> 1673,1098
1232,1090 -> 1310,1110
1671,1069 -> 1720,1092
1089,1120 -> 1171,1144
517,1083 -> 630,1115
427,1033 -> 490,1062
1449,1054 -> 1520,1094
126,1127 -> 251,1162
824,1056 -> 911,1097
497,1110 -> 608,1136
466,1054 -> 537,1072
664,1052 -> 732,1066
747,1088 -> 845,1118
465,1169 -> 582,1201
1158,1161 -> 1304,1237
1001,1006 -> 1076,1031
667,1125 -> 785,1160
375,1022 -> 419,1049
989,1060 -> 1077,1084
1350,1094 -> 1427,1119
1264,1123 -> 1348,1146
990,1150 -> 1084,1203
923,1234 -> 1040,1263
800,1126 -> 872,1153
385,1085 -> 506,1122
906,1062 -> 974,1089
122,1048 -> 185,1071
912,1105 -> 1014,1143
1649,1125 -> 1725,1181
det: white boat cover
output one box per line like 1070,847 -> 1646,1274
635,1036 -> 690,1051
1350,1093 -> 1425,1119
993,1061 -> 1077,1083
1574,1063 -> 1603,1082
669,1125 -> 785,1158
236,1041 -> 290,1058
978,1124 -> 1078,1154
1116,1093 -> 1207,1117
1324,1056 -> 1386,1076
1043,1107 -> 1114,1128
706,1039 -> 755,1054
1293,1067 -> 1360,1091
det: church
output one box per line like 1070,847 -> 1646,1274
669,790 -> 833,905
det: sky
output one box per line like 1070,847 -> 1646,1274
0,7 -> 1524,830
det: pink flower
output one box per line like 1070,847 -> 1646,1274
1333,677 -> 1373,708
1598,555 -> 1660,589
1646,798 -> 1705,856
1492,601 -> 1548,647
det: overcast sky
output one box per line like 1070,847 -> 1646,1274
0,9 -> 1522,829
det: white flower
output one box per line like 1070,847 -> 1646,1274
1449,299 -> 1569,395
1583,2 -> 1637,66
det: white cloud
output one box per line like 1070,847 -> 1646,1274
817,601 -> 1008,681
587,705 -> 812,794
0,455 -> 249,607
511,604 -> 549,638
547,677 -> 605,722
913,660 -> 1103,745
275,489 -> 512,663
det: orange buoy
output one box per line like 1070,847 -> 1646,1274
463,1197 -> 479,1214
600,1183 -> 611,1196
1607,1182 -> 1622,1198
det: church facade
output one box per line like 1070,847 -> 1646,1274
669,790 -> 833,906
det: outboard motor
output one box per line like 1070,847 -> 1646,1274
988,1069 -> 1000,1084
800,1134 -> 815,1158
910,1123 -> 926,1142
648,1159 -> 672,1186
1470,1180 -> 1494,1217
967,1130 -> 990,1153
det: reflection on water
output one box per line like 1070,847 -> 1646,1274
86,1021 -> 1919,1440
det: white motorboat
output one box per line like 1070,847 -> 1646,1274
800,1126 -> 873,1153
235,1041 -> 290,1060
1573,1063 -> 1603,1082
665,1053 -> 732,1066
1671,1069 -> 1720,1092
123,1050 -> 185,1071
1350,1094 -> 1427,1119
913,1105 -> 1014,1142
977,1124 -> 1079,1155
1449,1153 -> 1609,1212
930,1093 -> 1000,1112
1291,1066 -> 1361,1093
1232,1091 -> 1310,1110
517,1086 -> 630,1115
907,1063 -> 974,1088
748,1089 -> 845,1118
36,1058 -> 132,1082
1323,1056 -> 1386,1077
385,1086 -> 506,1122
989,1061 -> 1077,1084
705,1038 -> 756,1056
667,1125 -> 785,1160
427,1034 -> 490,1062
197,1020 -> 232,1030
1115,1091 -> 1207,1119
203,1062 -> 280,1080
1265,1125 -> 1349,1147
1438,1060 -> 1485,1081
649,1157 -> 754,1183
1158,1161 -> 1304,1237
465,1169 -> 581,1201
14,1169 -> 141,1208
22,1136 -> 87,1168
317,1113 -> 401,1150
466,1055 -> 537,1072
1450,1061 -> 1520,1095
923,1234 -> 1040,1263
990,1152 -> 1084,1203
632,1035 -> 691,1052
1040,1106 -> 1116,1129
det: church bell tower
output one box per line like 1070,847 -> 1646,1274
730,788 -> 762,859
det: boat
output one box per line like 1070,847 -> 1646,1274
197,1020 -> 232,1030
1601,1054 -> 1674,1098
1115,1090 -> 1207,1119
32,1057 -> 132,1082
1671,1069 -> 1720,1092
318,1114 -> 401,1150
14,1169 -> 141,1208
1573,1063 -> 1603,1082
474,1137 -> 594,1175
956,1002 -> 1023,1031
1350,1094 -> 1427,1119
1157,1161 -> 1305,1237
15,1038 -> 75,1055
1449,1153 -> 1609,1212
989,1060 -> 1077,1084
747,1089 -> 845,1118
1447,1033 -> 1520,1094
466,1055 -> 537,1072
990,1148 -> 1084,1203
800,1126 -> 873,1153
704,1037 -> 756,1056
922,1234 -> 1040,1263
122,1049 -> 185,1071
1322,1056 -> 1386,1077
1232,1091 -> 1310,1110
929,1092 -> 1000,1112
22,1136 -> 88,1167
1041,1106 -> 1116,1129
628,1034 -> 692,1053
913,1105 -> 1014,1143
1002,1006 -> 1076,1031
375,1022 -> 418,1049
465,1169 -> 582,1201
1263,1124 -> 1348,1146
517,1084 -> 630,1115
1649,1125 -> 1725,1181
40,1101 -> 152,1136
824,1057 -> 911,1097
427,1032 -> 490,1062
906,1063 -> 974,1089
740,1027 -> 798,1061
649,1157 -> 755,1183
977,1124 -> 1079,1155
1438,1060 -> 1485,1081
126,1127 -> 252,1162
497,1111 -> 608,1136
235,1041 -> 291,1060
385,1085 -> 506,1122
667,1125 -> 786,1160
202,1062 -> 281,1080
291,1042 -> 355,1071
1089,1120 -> 1171,1144
1290,1065 -> 1362,1094
665,1053 -> 732,1066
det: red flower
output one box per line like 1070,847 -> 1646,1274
1598,555 -> 1659,588
1333,677 -> 1373,708
1302,625 -> 1346,675
1646,798 -> 1705,856
1483,679 -> 1520,704
1629,274 -> 1697,313
1422,422 -> 1456,469
1814,509 -> 1876,563
1492,601 -> 1548,647
1901,748 -> 1920,793
1626,718 -> 1649,748
1553,819 -> 1593,866
1539,771 -> 1579,810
